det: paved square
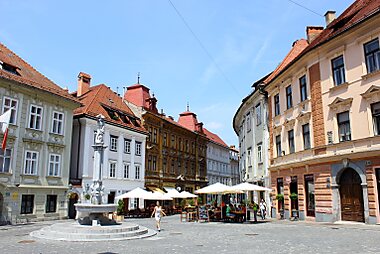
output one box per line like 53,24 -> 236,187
1,216 -> 380,254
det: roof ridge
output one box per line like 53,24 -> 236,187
0,42 -> 62,90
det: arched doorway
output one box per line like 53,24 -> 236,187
339,168 -> 364,222
68,193 -> 79,219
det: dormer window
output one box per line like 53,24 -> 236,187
0,61 -> 19,75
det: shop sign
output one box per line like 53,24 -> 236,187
12,192 -> 18,200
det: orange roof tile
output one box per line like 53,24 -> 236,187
264,0 -> 380,85
74,84 -> 146,133
203,128 -> 228,148
263,39 -> 309,84
0,43 -> 80,104
177,111 -> 199,132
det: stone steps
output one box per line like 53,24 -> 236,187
30,221 -> 156,241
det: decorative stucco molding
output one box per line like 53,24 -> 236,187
328,97 -> 353,113
361,85 -> 380,104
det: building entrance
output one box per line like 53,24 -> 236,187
339,168 -> 364,222
68,193 -> 79,219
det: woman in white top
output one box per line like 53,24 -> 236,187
151,201 -> 166,232
259,199 -> 267,220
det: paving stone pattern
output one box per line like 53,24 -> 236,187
1,216 -> 380,254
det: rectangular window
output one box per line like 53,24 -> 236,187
153,128 -> 157,143
46,195 -> 57,213
135,141 -> 141,156
148,127 -> 152,141
51,111 -> 64,135
2,97 -> 18,124
372,102 -> 380,136
24,151 -> 38,175
124,139 -> 131,154
29,105 -> 43,130
171,135 -> 175,148
331,55 -> 346,86
364,38 -> 380,73
48,154 -> 61,176
257,144 -> 262,163
256,103 -> 261,125
286,85 -> 293,109
299,75 -> 307,101
109,161 -> 116,178
246,112 -> 251,132
302,123 -> 311,150
21,195 -> 34,214
153,156 -> 157,171
163,133 -> 167,146
171,160 -> 175,174
123,163 -> 129,179
0,148 -> 11,173
110,135 -> 118,151
276,135 -> 282,157
247,148 -> 252,166
135,165 -> 140,179
288,129 -> 295,154
274,94 -> 280,116
337,111 -> 351,142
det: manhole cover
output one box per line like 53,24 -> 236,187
18,240 -> 35,244
170,232 -> 182,235
245,233 -> 258,236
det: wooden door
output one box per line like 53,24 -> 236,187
339,168 -> 364,222
68,193 -> 78,219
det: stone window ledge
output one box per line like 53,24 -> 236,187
329,82 -> 349,92
362,69 -> 380,80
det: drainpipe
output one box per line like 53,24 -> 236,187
76,118 -> 82,180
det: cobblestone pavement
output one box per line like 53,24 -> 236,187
1,216 -> 380,254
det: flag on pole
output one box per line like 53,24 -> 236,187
0,109 -> 12,150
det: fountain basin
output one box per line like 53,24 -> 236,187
75,203 -> 117,226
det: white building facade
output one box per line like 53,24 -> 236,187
233,78 -> 271,205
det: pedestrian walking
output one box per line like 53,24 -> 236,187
259,199 -> 267,220
151,201 -> 166,232
252,201 -> 258,222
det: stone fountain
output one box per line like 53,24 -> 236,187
30,115 -> 156,241
74,114 -> 117,226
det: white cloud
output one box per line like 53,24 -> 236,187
205,121 -> 223,131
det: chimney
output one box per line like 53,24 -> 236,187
196,122 -> 204,133
77,72 -> 91,97
306,26 -> 324,43
324,10 -> 336,26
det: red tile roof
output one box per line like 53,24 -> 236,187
124,83 -> 151,109
203,128 -> 228,148
0,43 -> 80,104
74,84 -> 146,133
177,111 -> 199,132
264,0 -> 380,85
263,39 -> 309,84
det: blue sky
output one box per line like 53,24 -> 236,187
1,0 -> 354,146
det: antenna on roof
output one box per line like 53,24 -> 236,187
137,72 -> 141,84
187,102 -> 189,111
116,86 -> 119,95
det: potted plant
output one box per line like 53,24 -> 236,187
289,193 -> 298,220
84,193 -> 91,202
116,199 -> 125,222
276,194 -> 285,219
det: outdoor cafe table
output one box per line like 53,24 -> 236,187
231,211 -> 245,222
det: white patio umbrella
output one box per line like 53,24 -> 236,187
165,187 -> 183,198
231,182 -> 272,192
177,191 -> 198,198
115,187 -> 153,200
195,182 -> 234,194
230,182 -> 272,222
149,191 -> 173,201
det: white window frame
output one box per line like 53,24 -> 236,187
48,153 -> 61,176
110,135 -> 118,151
123,163 -> 130,179
51,111 -> 64,135
255,103 -> 261,125
109,161 -> 117,178
124,139 -> 131,154
135,142 -> 141,156
28,105 -> 43,130
257,144 -> 262,163
2,96 -> 18,125
247,148 -> 252,166
24,150 -> 38,175
135,164 -> 140,179
0,148 -> 12,173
